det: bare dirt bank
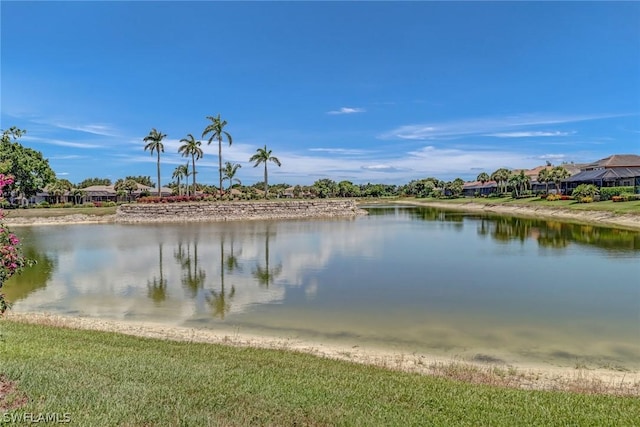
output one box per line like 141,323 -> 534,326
5,312 -> 639,396
396,200 -> 640,231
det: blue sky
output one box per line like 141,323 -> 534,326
2,1 -> 639,187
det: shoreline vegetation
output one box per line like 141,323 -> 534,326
3,197 -> 640,230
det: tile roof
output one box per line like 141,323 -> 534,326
584,154 -> 640,169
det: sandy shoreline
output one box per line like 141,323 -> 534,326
4,312 -> 638,395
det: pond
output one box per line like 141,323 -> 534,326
4,205 -> 640,370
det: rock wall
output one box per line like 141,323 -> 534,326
116,200 -> 368,223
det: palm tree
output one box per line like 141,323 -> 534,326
476,172 -> 491,196
222,161 -> 242,195
249,145 -> 281,198
537,168 -> 552,194
550,166 -> 571,195
252,226 -> 282,287
172,164 -> 189,196
147,243 -> 167,303
178,134 -> 203,197
490,168 -> 511,195
115,178 -> 139,202
143,128 -> 166,198
202,114 -> 232,196
476,172 -> 490,185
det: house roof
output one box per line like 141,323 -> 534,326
463,180 -> 497,189
565,167 -> 640,182
584,154 -> 640,170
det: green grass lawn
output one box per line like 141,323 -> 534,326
3,206 -> 117,218
1,321 -> 638,426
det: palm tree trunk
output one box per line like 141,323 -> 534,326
218,136 -> 223,197
157,151 -> 161,198
264,163 -> 268,198
192,154 -> 196,196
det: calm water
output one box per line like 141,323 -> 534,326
5,206 -> 640,369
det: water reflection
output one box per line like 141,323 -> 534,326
147,244 -> 167,304
3,245 -> 55,303
175,240 -> 207,299
5,208 -> 640,369
252,225 -> 282,288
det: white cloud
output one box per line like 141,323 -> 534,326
22,135 -> 102,149
308,148 -> 371,155
487,131 -> 575,138
37,119 -> 119,137
380,113 -> 625,140
326,107 -> 366,115
360,164 -> 409,173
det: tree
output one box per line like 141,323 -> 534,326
77,177 -> 111,188
47,179 -> 71,204
71,188 -> 86,205
537,168 -> 552,194
124,176 -> 155,187
178,134 -> 204,197
0,174 -> 27,314
222,161 -> 242,194
0,127 -> 55,200
338,180 -> 360,197
550,166 -> 571,195
476,172 -> 490,185
313,179 -> 338,198
249,145 -> 281,198
202,114 -> 232,196
143,128 -> 166,198
490,168 -> 511,194
115,178 -> 139,201
445,178 -> 465,197
172,164 -> 189,196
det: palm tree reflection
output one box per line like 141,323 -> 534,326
206,235 -> 240,319
175,240 -> 206,298
147,243 -> 167,303
252,225 -> 282,288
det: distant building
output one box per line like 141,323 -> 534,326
564,154 -> 640,193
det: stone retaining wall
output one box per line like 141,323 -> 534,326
116,200 -> 368,223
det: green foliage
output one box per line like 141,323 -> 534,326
249,145 -> 281,198
0,127 -> 56,199
124,175 -> 154,188
313,179 -> 338,198
571,184 -> 599,203
599,186 -> 634,201
77,177 -> 112,188
203,114 -> 232,195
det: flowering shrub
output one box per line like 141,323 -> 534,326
546,194 -> 560,201
0,174 -> 26,315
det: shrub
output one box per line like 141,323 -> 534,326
599,186 -> 634,201
546,194 -> 560,201
82,202 -> 95,208
571,184 -> 599,203
103,201 -> 117,207
36,201 -> 50,208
